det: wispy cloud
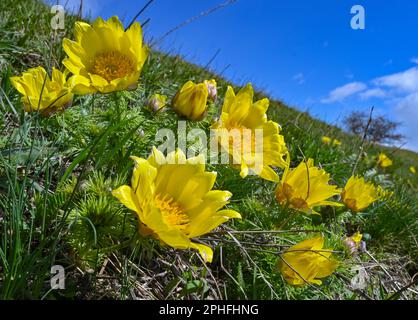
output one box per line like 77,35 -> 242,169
293,73 -> 305,85
373,66 -> 418,93
359,88 -> 387,100
395,92 -> 418,150
321,82 -> 367,103
367,63 -> 418,150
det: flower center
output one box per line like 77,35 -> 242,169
154,195 -> 189,230
92,51 -> 134,82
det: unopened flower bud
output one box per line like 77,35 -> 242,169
343,232 -> 363,255
204,79 -> 217,102
172,81 -> 208,121
358,241 -> 367,252
147,93 -> 167,112
343,239 -> 357,255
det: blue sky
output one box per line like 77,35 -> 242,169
46,0 -> 418,152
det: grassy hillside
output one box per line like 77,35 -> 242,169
0,0 -> 417,300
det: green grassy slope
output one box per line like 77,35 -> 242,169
0,0 -> 417,300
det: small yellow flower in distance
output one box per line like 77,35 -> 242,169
321,136 -> 332,144
112,147 -> 241,262
350,231 -> 363,244
211,84 -> 288,182
204,79 -> 217,101
333,139 -> 341,146
62,16 -> 148,94
278,236 -> 339,286
410,166 -> 416,174
322,136 -> 341,146
172,81 -> 209,121
341,176 -> 379,212
147,93 -> 167,112
10,66 -> 73,114
275,159 -> 342,214
377,153 -> 393,168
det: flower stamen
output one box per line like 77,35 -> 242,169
154,194 -> 189,230
92,51 -> 134,82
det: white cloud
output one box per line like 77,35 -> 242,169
373,67 -> 418,93
359,88 -> 387,100
293,73 -> 305,85
321,82 -> 367,103
395,93 -> 418,151
368,66 -> 418,151
320,63 -> 418,151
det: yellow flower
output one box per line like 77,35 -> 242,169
147,93 -> 167,112
172,81 -> 209,121
10,66 -> 73,114
410,166 -> 416,174
377,153 -> 393,168
62,16 -> 148,94
350,231 -> 363,244
112,148 -> 241,262
341,176 -> 379,212
333,139 -> 341,146
321,136 -> 332,144
204,79 -> 217,101
211,84 -> 288,182
322,136 -> 341,146
275,159 -> 342,214
278,236 -> 339,286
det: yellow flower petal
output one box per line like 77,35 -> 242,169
190,242 -> 214,263
112,149 -> 240,263
74,21 -> 91,42
112,185 -> 140,213
351,232 -> 363,243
